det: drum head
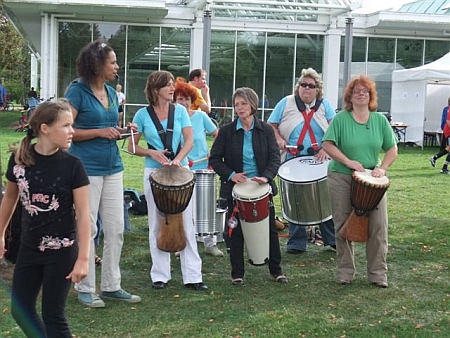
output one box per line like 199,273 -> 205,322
150,166 -> 194,186
232,179 -> 271,201
353,169 -> 389,186
278,156 -> 329,183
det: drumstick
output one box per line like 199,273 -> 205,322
188,157 -> 208,167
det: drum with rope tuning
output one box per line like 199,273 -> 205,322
150,166 -> 195,252
339,169 -> 390,243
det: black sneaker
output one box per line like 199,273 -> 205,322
440,168 -> 450,174
429,157 -> 436,167
184,282 -> 208,291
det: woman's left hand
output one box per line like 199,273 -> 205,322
251,176 -> 268,184
372,167 -> 386,177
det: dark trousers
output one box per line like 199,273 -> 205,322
11,244 -> 77,338
225,197 -> 283,279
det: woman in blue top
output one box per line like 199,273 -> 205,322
65,40 -> 140,307
268,68 -> 336,254
209,87 -> 288,286
173,78 -> 223,257
129,70 -> 207,291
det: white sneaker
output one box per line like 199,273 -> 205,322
205,245 -> 224,257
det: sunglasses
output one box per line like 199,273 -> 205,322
300,83 -> 317,89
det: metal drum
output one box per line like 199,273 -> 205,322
193,170 -> 217,236
197,208 -> 227,243
278,156 -> 331,225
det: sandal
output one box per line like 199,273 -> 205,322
231,278 -> 244,286
272,274 -> 288,283
95,255 -> 102,266
338,279 -> 351,286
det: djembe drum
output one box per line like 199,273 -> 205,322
149,166 -> 195,252
339,169 -> 390,242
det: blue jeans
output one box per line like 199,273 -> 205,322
286,218 -> 336,251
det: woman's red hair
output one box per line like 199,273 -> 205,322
174,77 -> 198,103
343,75 -> 378,112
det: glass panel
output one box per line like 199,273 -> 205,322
235,31 -> 265,119
58,22 -> 92,96
264,32 -> 296,119
209,30 -> 236,125
368,37 -> 396,111
295,34 -> 324,77
424,40 -> 450,64
396,38 -> 424,68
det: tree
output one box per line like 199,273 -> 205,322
0,11 -> 31,105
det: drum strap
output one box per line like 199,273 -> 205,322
146,103 -> 180,160
293,96 -> 322,156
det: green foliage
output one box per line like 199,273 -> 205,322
0,12 -> 31,105
1,113 -> 449,337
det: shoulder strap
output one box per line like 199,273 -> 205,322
294,95 -> 322,112
146,105 -> 167,149
146,103 -> 179,159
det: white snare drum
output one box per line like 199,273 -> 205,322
232,179 -> 271,266
278,156 -> 332,225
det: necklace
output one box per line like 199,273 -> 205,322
91,86 -> 107,101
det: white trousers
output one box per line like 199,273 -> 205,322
76,172 -> 124,293
144,167 -> 203,284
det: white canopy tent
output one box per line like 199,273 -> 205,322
391,52 -> 450,147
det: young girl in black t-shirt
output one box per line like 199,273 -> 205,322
0,99 -> 90,337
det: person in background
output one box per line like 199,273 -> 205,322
116,84 -> 126,128
429,97 -> 450,174
268,67 -> 336,254
65,39 -> 141,307
129,70 -> 207,291
0,99 -> 90,337
209,87 -> 288,286
0,80 -> 7,110
188,68 -> 211,114
322,74 -> 398,288
173,77 -> 223,257
28,87 -> 38,98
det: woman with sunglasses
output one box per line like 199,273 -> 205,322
268,67 -> 336,255
322,75 -> 398,288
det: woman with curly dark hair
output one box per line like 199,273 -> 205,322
65,40 -> 140,307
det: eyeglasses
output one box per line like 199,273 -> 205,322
353,89 -> 369,95
234,102 -> 249,108
300,83 -> 317,89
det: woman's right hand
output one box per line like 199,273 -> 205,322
346,160 -> 365,172
148,149 -> 170,165
99,127 -> 121,140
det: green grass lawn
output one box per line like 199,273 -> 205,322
0,110 -> 449,337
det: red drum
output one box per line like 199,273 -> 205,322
232,180 -> 271,222
232,180 -> 271,266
